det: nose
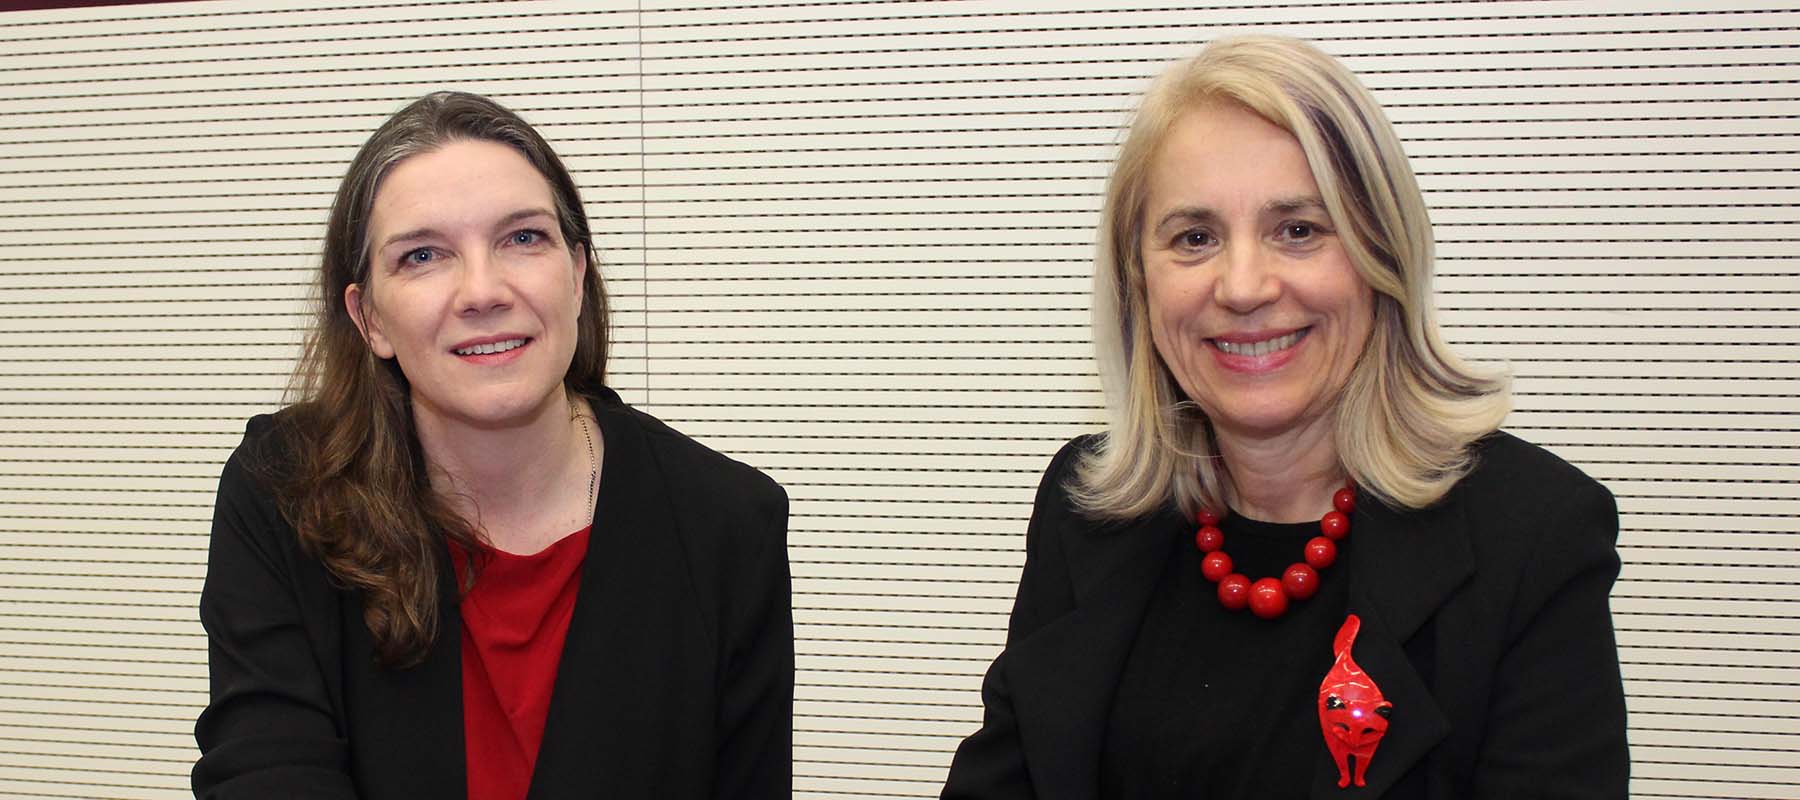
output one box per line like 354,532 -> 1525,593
454,249 -> 512,316
1212,240 -> 1281,313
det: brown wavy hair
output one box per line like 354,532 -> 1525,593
268,92 -> 608,667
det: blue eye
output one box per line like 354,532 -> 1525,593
511,229 -> 546,246
403,248 -> 434,265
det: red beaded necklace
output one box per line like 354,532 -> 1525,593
1195,483 -> 1355,619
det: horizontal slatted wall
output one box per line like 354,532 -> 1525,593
0,0 -> 1794,797
0,2 -> 648,797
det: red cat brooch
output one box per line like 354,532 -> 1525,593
1318,614 -> 1392,788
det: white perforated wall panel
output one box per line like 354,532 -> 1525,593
0,1 -> 1794,797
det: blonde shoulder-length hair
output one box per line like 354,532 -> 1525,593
1073,35 -> 1509,521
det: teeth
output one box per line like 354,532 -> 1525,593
1214,329 -> 1305,357
455,338 -> 526,356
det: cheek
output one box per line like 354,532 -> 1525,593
1340,281 -> 1376,349
559,253 -> 586,313
1309,259 -> 1374,333
1320,281 -> 1377,381
562,284 -> 585,329
1141,279 -> 1206,402
1142,265 -> 1173,326
371,292 -> 438,358
1143,284 -> 1176,357
1353,290 -> 1376,346
1144,270 -> 1200,349
353,285 -> 396,356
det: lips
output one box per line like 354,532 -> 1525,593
452,337 -> 529,356
1211,328 -> 1308,356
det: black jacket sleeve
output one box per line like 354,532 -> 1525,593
1472,478 -> 1629,798
940,439 -> 1086,799
715,482 -> 794,799
192,444 -> 355,799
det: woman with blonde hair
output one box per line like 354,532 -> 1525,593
943,37 -> 1627,798
193,92 -> 791,799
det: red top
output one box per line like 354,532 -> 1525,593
448,526 -> 591,800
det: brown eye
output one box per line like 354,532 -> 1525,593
1177,229 -> 1216,250
1283,222 -> 1315,241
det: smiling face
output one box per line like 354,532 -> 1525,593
346,138 -> 586,432
1140,101 -> 1374,441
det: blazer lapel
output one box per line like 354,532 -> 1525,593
1003,512 -> 1183,800
526,402 -> 698,799
1310,496 -> 1474,799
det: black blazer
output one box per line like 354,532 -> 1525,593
193,390 -> 792,799
942,432 -> 1628,800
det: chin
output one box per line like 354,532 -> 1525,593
1211,401 -> 1314,438
419,388 -> 562,431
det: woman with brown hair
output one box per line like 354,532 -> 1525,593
193,92 -> 791,799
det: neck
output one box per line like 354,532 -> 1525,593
1214,413 -> 1345,523
413,389 -> 594,548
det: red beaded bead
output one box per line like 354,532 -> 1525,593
1282,563 -> 1319,600
1304,536 -> 1337,570
1248,577 -> 1289,619
1195,488 -> 1350,620
1194,525 -> 1224,553
1320,510 -> 1350,541
1200,551 -> 1234,582
1217,574 -> 1251,610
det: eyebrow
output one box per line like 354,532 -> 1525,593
1266,196 -> 1328,215
1150,196 -> 1328,236
376,207 -> 558,251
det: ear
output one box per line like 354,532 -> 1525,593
572,245 -> 589,307
344,282 -> 396,359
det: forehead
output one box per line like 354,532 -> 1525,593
1143,101 -> 1320,212
369,139 -> 556,230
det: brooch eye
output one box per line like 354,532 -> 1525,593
1375,705 -> 1392,719
1326,695 -> 1344,710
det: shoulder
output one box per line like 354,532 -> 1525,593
1453,430 -> 1615,527
1010,434 -> 1176,626
595,399 -> 790,631
1031,433 -> 1104,512
605,400 -> 786,515
1462,430 -> 1605,498
211,405 -> 358,570
213,408 -> 317,528
226,411 -> 283,473
206,410 -> 340,604
1443,430 -> 1619,583
1027,433 -> 1158,558
220,405 -> 320,487
1026,434 -> 1101,527
1048,434 -> 1102,481
213,410 -> 301,527
1035,432 -> 1144,527
595,399 -> 788,574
